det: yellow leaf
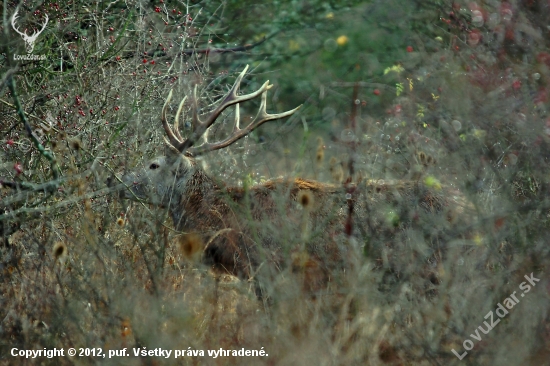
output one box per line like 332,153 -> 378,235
289,40 -> 300,51
424,176 -> 442,190
407,78 -> 413,91
473,233 -> 483,246
417,104 -> 425,119
337,35 -> 349,46
396,83 -> 404,96
384,65 -> 405,75
473,129 -> 486,139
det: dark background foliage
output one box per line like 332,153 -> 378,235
1,0 -> 550,364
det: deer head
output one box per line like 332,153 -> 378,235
118,65 -> 301,211
11,8 -> 49,53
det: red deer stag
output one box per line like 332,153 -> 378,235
114,66 -> 467,295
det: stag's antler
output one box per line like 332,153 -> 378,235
161,65 -> 301,156
11,8 -> 49,53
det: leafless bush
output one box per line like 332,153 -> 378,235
1,1 -> 549,365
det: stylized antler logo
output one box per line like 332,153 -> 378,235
11,8 -> 48,53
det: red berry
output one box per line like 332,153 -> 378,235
406,46 -> 413,52
14,163 -> 23,175
373,89 -> 380,95
7,139 -> 14,146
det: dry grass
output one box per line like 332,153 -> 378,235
2,1 -> 550,365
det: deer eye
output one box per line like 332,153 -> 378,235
149,163 -> 160,170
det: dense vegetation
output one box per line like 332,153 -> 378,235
1,0 -> 550,364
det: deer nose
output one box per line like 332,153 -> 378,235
106,175 -> 133,199
105,174 -> 126,189
105,175 -> 116,188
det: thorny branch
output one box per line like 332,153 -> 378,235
1,10 -> 61,194
178,34 -> 272,56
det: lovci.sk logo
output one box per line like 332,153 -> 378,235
11,8 -> 48,60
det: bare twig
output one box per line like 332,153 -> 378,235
2,58 -> 61,186
178,34 -> 272,56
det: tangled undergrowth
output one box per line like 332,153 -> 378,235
2,1 -> 550,365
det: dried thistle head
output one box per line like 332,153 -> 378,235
316,137 -> 325,165
121,318 -> 132,338
84,199 -> 92,211
329,157 -> 344,183
52,242 -> 67,261
77,182 -> 86,195
297,189 -> 314,210
416,151 -> 435,167
291,250 -> 311,271
178,233 -> 203,259
69,138 -> 82,151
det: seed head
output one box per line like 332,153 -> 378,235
329,157 -> 344,183
178,233 -> 203,259
52,242 -> 67,261
297,190 -> 314,209
121,318 -> 132,338
417,151 -> 435,167
69,138 -> 82,151
316,137 -> 325,165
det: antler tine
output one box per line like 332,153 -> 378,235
172,95 -> 187,142
161,90 -> 185,148
187,87 -> 302,156
233,104 -> 241,131
190,85 -> 202,132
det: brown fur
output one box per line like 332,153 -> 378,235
172,171 -> 345,283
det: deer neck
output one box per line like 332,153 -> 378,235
169,167 -> 225,232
